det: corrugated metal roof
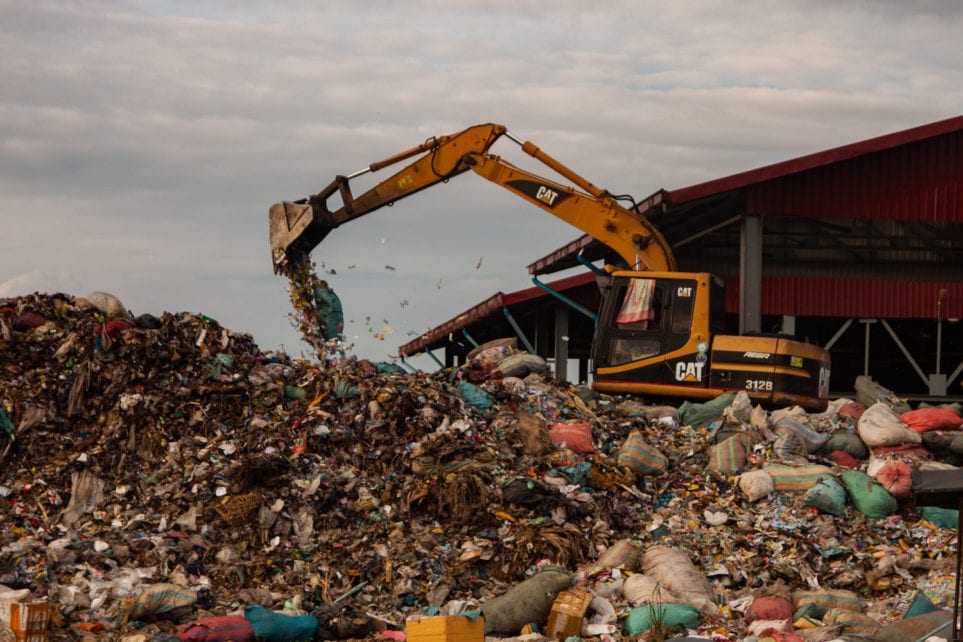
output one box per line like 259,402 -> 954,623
721,276 -> 963,319
646,114 -> 963,213
745,130 -> 963,221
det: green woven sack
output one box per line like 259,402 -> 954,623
623,603 -> 700,636
921,431 -> 958,455
948,432 -> 963,455
677,392 -> 736,427
822,430 -> 869,458
841,470 -> 897,518
803,476 -> 847,516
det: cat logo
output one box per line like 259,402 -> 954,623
674,362 -> 705,382
535,185 -> 559,206
504,179 -> 573,209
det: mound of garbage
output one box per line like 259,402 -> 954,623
1,291 -> 962,642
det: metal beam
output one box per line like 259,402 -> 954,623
531,276 -> 597,322
555,307 -> 569,381
502,308 -> 537,354
824,318 -> 854,351
425,350 -> 444,368
950,359 -> 963,389
576,252 -> 608,276
461,329 -> 479,348
879,318 -> 929,386
860,319 -> 876,376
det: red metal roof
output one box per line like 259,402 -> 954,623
722,276 -> 963,319
651,115 -> 963,210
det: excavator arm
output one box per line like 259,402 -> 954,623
269,122 -> 676,273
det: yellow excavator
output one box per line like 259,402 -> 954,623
269,123 -> 830,410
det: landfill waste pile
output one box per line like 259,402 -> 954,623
1,290 -> 963,642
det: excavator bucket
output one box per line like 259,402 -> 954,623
269,201 -> 331,273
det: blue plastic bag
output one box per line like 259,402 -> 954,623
243,604 -> 318,642
454,380 -> 493,411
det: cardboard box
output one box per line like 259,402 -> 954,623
546,589 -> 593,640
406,615 -> 484,642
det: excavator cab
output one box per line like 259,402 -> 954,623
592,270 -> 829,410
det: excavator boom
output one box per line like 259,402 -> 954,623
269,123 -> 675,273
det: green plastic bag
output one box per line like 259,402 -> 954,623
676,392 -> 736,427
623,603 -> 700,636
803,476 -> 847,516
918,506 -> 959,529
904,590 -> 941,619
312,281 -> 344,341
841,470 -> 897,519
455,380 -> 493,411
376,362 -> 407,375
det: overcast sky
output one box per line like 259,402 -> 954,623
2,0 -> 961,368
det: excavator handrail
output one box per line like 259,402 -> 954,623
269,122 -> 676,273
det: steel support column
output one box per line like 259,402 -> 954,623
740,214 -> 762,335
554,306 -> 569,382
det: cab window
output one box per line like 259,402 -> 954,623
609,337 -> 661,365
669,284 -> 694,335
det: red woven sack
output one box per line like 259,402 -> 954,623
549,422 -> 596,454
828,450 -> 861,469
838,402 -> 866,421
747,596 -> 794,622
901,407 -> 963,433
177,615 -> 256,641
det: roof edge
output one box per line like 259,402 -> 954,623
665,114 -> 963,205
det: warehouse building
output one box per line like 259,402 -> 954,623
400,116 -> 963,400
